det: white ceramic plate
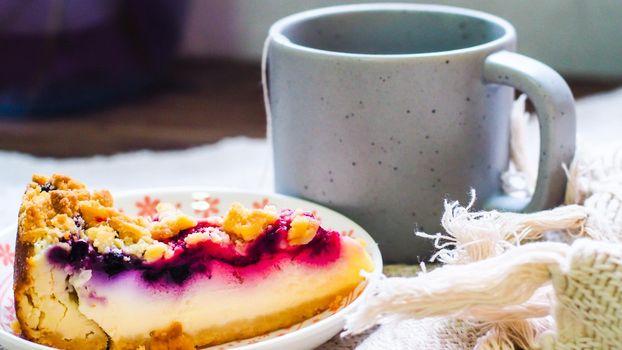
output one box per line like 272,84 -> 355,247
0,188 -> 382,350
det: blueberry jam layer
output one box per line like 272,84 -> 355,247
47,214 -> 342,286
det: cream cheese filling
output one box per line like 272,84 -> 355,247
62,238 -> 371,340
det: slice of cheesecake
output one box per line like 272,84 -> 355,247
14,174 -> 373,350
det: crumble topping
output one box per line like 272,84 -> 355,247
50,214 -> 79,239
108,215 -> 150,242
19,174 -> 326,264
144,242 -> 174,262
222,203 -> 279,241
287,213 -> 320,245
204,215 -> 224,226
184,227 -> 230,246
19,175 -> 180,260
150,203 -> 197,241
79,200 -> 119,228
85,226 -> 117,252
92,190 -> 113,207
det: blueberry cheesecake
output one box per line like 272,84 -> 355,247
14,174 -> 373,350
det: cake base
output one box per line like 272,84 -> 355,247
113,283 -> 358,350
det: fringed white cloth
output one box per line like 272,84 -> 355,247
343,96 -> 622,349
344,242 -> 567,335
416,193 -> 599,265
345,219 -> 622,349
346,238 -> 622,348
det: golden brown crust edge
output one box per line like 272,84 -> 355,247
14,178 -> 46,344
13,232 -> 32,339
13,174 -> 109,350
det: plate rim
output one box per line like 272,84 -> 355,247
0,187 -> 383,350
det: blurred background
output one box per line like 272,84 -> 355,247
0,0 -> 621,157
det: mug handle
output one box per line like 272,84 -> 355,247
482,50 -> 576,212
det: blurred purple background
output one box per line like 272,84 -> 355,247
0,0 -> 186,115
1,0 -> 620,117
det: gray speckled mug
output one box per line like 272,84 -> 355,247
264,4 -> 575,263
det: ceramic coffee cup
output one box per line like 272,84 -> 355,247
263,4 -> 575,263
